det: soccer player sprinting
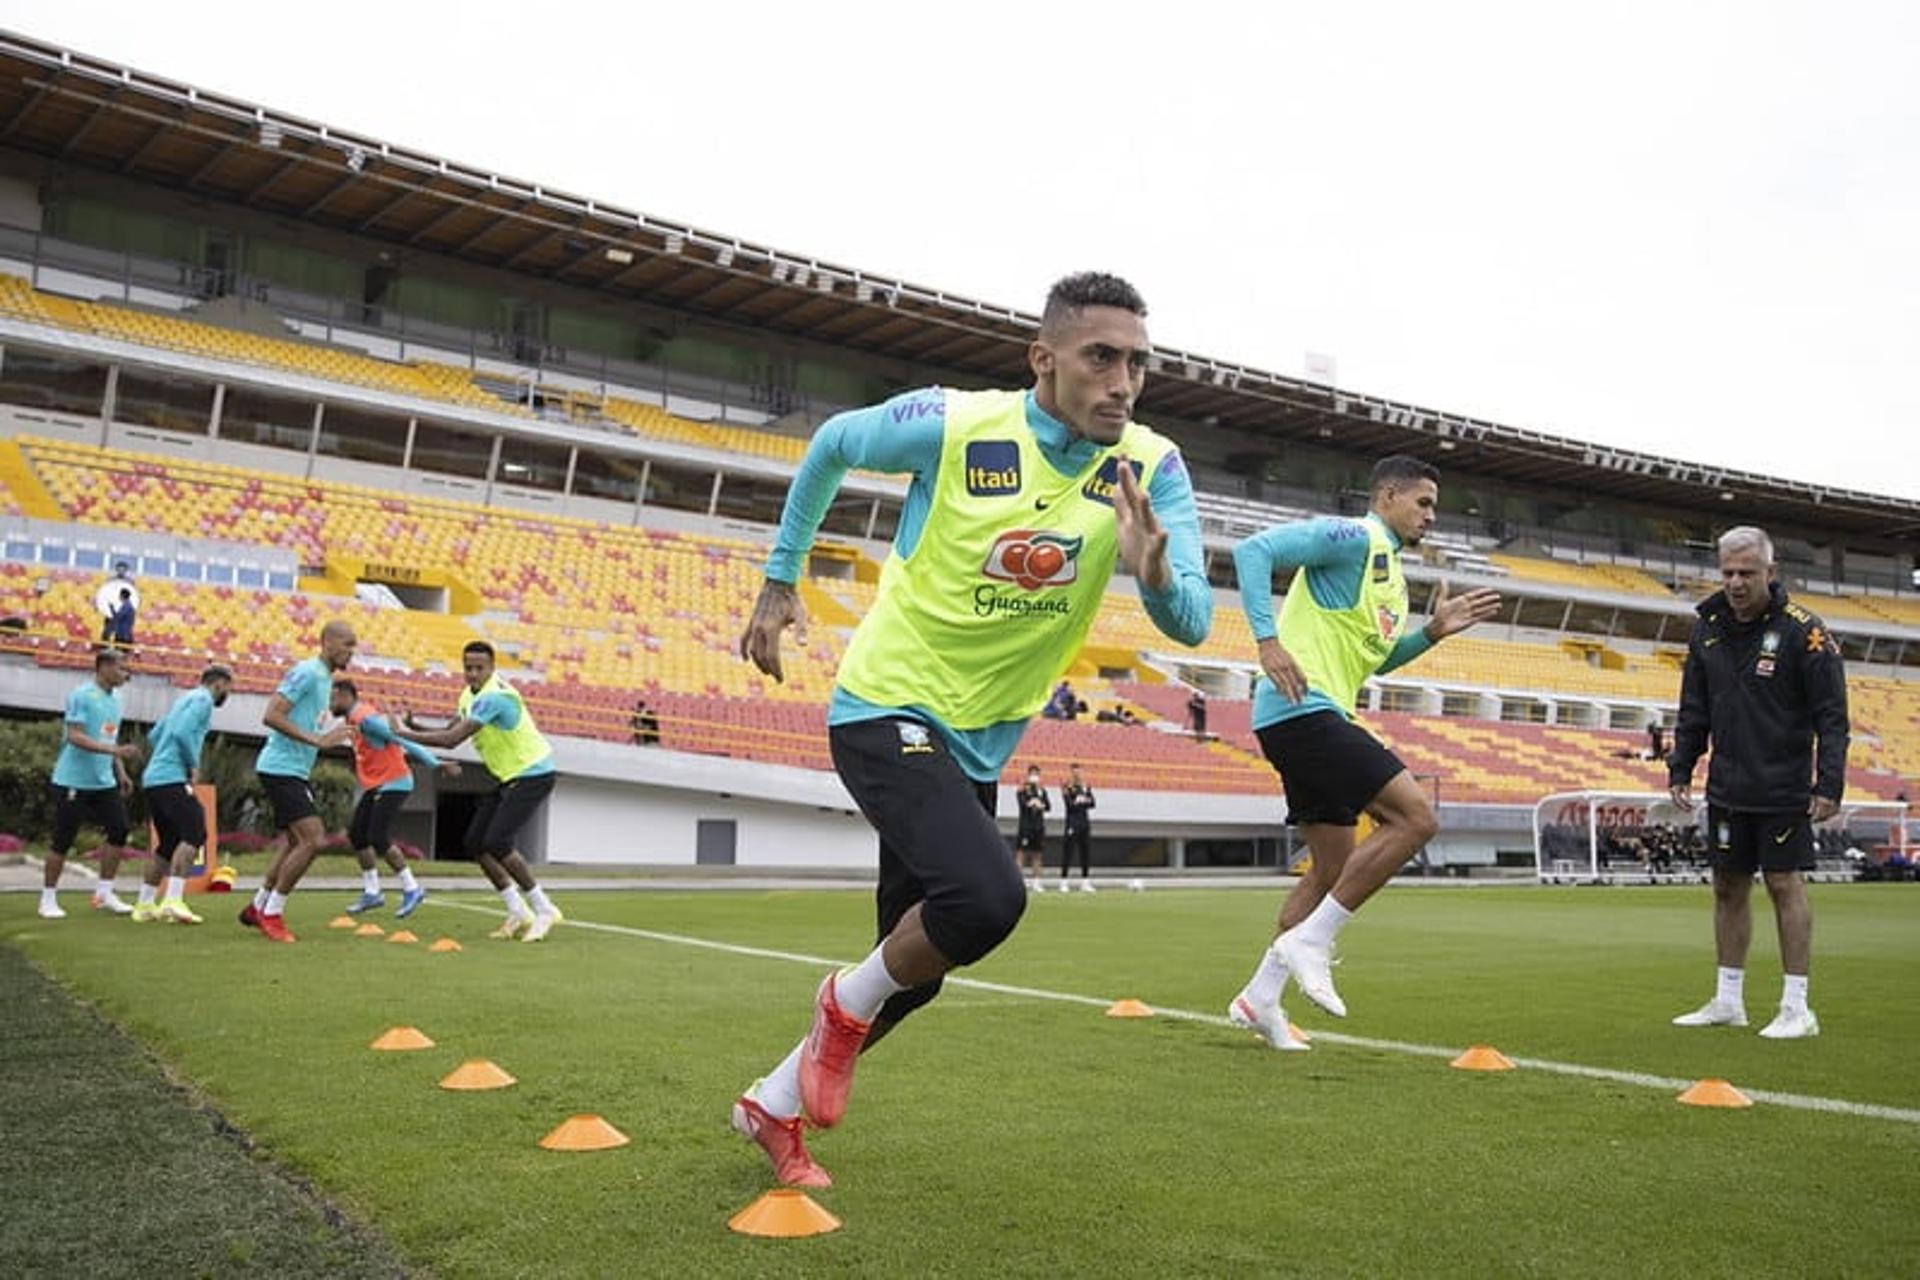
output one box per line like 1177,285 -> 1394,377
1227,456 -> 1500,1043
732,273 -> 1211,1186
243,622 -> 356,943
396,642 -> 563,942
40,648 -> 142,918
331,678 -> 454,919
134,664 -> 234,924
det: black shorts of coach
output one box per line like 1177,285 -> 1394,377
829,717 -> 1027,1027
48,783 -> 130,854
1706,806 -> 1815,877
465,772 -> 556,859
349,789 -> 409,856
145,783 -> 207,856
258,772 -> 318,831
1255,710 -> 1408,827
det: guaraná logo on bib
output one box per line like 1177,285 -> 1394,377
982,530 -> 1083,591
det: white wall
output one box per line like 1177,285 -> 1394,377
548,775 -> 875,867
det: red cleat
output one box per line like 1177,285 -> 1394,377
798,973 -> 871,1129
238,903 -> 261,928
731,1090 -> 831,1188
257,912 -> 297,943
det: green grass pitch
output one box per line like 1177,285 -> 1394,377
3,883 -> 1917,1277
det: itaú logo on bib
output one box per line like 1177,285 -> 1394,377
982,530 -> 1083,591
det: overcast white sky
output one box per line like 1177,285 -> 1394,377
7,1 -> 1918,501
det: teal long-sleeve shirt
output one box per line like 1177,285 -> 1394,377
766,387 -> 1212,782
1235,513 -> 1433,729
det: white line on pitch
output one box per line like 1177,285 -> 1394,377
427,898 -> 1920,1127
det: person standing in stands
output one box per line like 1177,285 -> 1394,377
398,641 -> 565,942
1059,763 -> 1097,892
243,622 -> 356,943
107,588 -> 136,648
332,679 -> 453,920
1015,763 -> 1051,891
95,561 -> 136,642
1187,687 -> 1208,737
40,648 -> 142,918
1667,525 -> 1849,1040
730,271 -> 1210,1187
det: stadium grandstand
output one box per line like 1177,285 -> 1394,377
0,30 -> 1914,873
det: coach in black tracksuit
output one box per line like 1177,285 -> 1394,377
1666,527 -> 1848,1040
1059,764 -> 1096,888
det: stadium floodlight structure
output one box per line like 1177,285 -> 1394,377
1533,790 -> 1910,885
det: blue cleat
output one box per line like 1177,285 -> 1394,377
395,887 -> 428,919
345,891 -> 387,915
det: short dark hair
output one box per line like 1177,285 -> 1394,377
332,678 -> 358,699
1370,454 -> 1440,492
463,641 -> 495,662
200,664 -> 232,686
1042,272 -> 1147,333
118,588 -> 132,600
93,648 -> 122,671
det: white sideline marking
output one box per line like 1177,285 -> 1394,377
427,899 -> 1920,1127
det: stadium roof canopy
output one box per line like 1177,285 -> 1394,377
1,30 -> 1914,543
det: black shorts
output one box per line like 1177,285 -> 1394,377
1707,806 -> 1815,876
349,789 -> 409,855
830,717 -> 1024,973
1015,822 -> 1046,853
258,773 -> 318,831
145,783 -> 207,855
465,771 -> 556,859
1255,711 -> 1408,827
49,783 -> 130,853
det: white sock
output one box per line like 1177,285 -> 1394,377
264,890 -> 288,915
96,876 -> 116,899
500,886 -> 527,917
165,876 -> 185,901
1243,942 -> 1290,1008
41,887 -> 57,910
834,947 -> 905,1022
1716,966 -> 1746,1007
138,883 -> 158,906
252,887 -> 270,910
757,1042 -> 807,1119
1781,973 -> 1809,1011
527,886 -> 555,915
398,867 -> 420,892
1292,896 -> 1354,948
361,868 -> 381,894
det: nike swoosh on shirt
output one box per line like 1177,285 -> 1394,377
1034,498 -> 1051,510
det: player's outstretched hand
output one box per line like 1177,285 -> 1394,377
1809,794 -> 1840,823
1257,637 -> 1309,703
318,724 -> 353,750
1426,582 -> 1503,639
1113,458 -> 1170,591
740,579 -> 809,684
114,742 -> 144,762
1668,783 -> 1695,812
439,760 -> 463,779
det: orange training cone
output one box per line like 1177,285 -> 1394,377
369,1026 -> 435,1051
329,916 -> 357,930
355,923 -> 385,938
1105,998 -> 1153,1018
387,930 -> 420,944
538,1114 -> 630,1151
429,937 -> 463,953
1678,1078 -> 1753,1108
439,1059 -> 516,1091
1451,1045 -> 1516,1071
727,1190 -> 843,1238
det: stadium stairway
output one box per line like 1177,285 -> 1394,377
0,439 -> 63,520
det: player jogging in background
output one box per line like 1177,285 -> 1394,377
40,648 -> 141,919
332,679 -> 455,919
732,272 -> 1211,1187
134,664 -> 234,925
244,621 -> 356,943
397,642 -> 563,942
1226,456 -> 1500,1044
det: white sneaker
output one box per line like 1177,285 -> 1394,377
37,901 -> 66,920
1079,879 -> 1097,894
521,908 -> 563,943
1228,993 -> 1310,1051
1671,999 -> 1749,1028
92,893 -> 134,916
1758,1006 -> 1819,1039
489,912 -> 534,941
1028,880 -> 1045,894
1275,932 -> 1346,1018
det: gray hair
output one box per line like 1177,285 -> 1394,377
1717,525 -> 1774,565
